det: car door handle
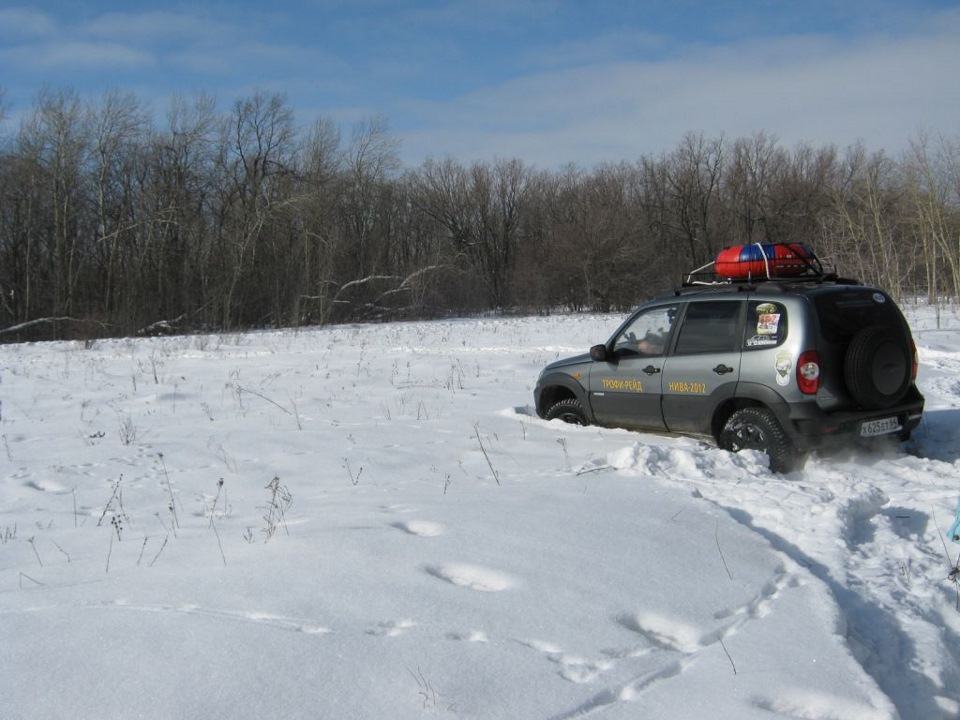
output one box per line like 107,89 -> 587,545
642,365 -> 661,375
713,364 -> 735,375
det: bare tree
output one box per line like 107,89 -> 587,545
340,114 -> 400,278
410,157 -> 531,309
828,144 -> 909,295
903,133 -> 960,303
19,88 -> 92,323
544,163 -> 646,311
293,116 -> 343,325
667,132 -> 726,262
215,90 -> 296,328
410,157 -> 480,305
88,89 -> 149,323
147,92 -> 219,328
474,158 -> 530,307
3,83 -> 960,340
636,133 -> 727,287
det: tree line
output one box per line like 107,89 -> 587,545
0,87 -> 958,341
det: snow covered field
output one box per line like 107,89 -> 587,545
2,303 -> 959,719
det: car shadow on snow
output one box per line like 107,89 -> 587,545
907,408 -> 960,464
722,505 -> 950,720
809,408 -> 960,466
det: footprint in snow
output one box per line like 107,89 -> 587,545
366,619 -> 416,637
447,630 -> 489,643
712,569 -> 798,623
392,520 -> 445,537
425,563 -> 515,592
24,478 -> 71,493
520,639 -> 614,684
617,612 -> 703,653
379,503 -> 418,514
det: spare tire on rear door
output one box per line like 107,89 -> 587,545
844,325 -> 911,409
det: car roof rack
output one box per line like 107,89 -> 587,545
678,244 -> 860,293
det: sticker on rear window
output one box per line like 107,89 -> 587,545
757,313 -> 781,335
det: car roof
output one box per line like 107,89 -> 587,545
674,277 -> 873,298
634,277 -> 888,311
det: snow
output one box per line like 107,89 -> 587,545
2,304 -> 959,719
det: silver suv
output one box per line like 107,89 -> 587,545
534,249 -> 924,472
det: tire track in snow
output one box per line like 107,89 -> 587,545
92,600 -> 333,635
632,439 -> 960,720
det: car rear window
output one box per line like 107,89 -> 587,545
814,290 -> 904,342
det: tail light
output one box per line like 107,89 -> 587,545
910,338 -> 918,380
797,350 -> 820,394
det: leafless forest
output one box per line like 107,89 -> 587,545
1,88 -> 958,341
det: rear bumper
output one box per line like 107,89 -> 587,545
775,387 -> 925,450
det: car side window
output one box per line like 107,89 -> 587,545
673,301 -> 744,355
744,301 -> 787,349
613,305 -> 678,357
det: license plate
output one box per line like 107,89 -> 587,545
860,416 -> 901,437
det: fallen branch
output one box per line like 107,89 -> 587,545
0,317 -> 99,335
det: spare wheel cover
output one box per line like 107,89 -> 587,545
844,325 -> 911,409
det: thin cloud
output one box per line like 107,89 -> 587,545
511,28 -> 671,74
82,11 -> 214,43
7,41 -> 155,71
397,10 -> 960,167
0,8 -> 57,40
1,1 -> 957,168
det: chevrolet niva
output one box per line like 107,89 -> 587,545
534,243 -> 924,472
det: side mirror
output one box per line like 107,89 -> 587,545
589,344 -> 609,362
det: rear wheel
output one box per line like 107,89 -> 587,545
544,398 -> 588,426
719,407 -> 797,473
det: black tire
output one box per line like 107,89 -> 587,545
844,325 -> 911,410
719,407 -> 797,473
544,398 -> 589,426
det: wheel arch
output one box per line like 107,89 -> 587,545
535,374 -> 592,420
710,382 -> 788,443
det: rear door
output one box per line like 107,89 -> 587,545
661,299 -> 745,433
811,288 -> 913,410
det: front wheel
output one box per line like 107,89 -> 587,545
544,398 -> 589,426
719,407 -> 798,473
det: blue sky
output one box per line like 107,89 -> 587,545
1,0 -> 958,168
